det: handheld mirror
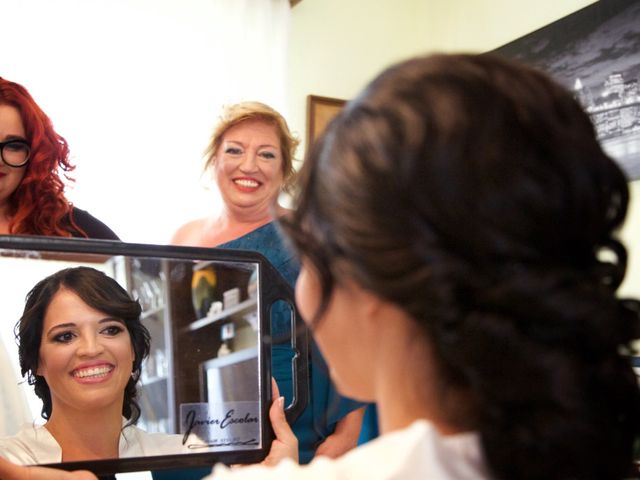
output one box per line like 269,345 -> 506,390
0,235 -> 308,475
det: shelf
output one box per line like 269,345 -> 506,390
193,259 -> 257,271
185,298 -> 257,332
141,304 -> 165,320
201,346 -> 258,368
193,260 -> 215,271
141,375 -> 168,386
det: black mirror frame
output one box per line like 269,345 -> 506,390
0,235 -> 308,476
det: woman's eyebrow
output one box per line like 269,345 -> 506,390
98,317 -> 125,325
225,140 -> 278,150
45,317 -> 124,335
46,322 -> 76,336
1,134 -> 28,142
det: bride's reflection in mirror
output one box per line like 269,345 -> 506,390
0,267 -> 189,464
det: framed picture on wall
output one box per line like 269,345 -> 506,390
306,95 -> 346,154
492,0 -> 640,180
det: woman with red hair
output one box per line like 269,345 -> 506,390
0,77 -> 118,238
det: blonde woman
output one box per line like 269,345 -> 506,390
172,102 -> 368,463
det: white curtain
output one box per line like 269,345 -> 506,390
1,0 -> 291,243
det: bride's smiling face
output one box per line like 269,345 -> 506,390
37,288 -> 135,416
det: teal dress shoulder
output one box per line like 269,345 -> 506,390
219,222 -> 366,463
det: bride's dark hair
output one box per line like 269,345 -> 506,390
280,53 -> 640,479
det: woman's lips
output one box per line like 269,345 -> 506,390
233,178 -> 260,191
71,364 -> 115,383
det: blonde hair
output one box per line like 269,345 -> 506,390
205,101 -> 299,192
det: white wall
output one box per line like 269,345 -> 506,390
286,0 -> 430,158
288,0 -> 639,296
424,0 -> 597,52
287,0 -> 597,149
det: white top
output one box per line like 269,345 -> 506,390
208,420 -> 490,480
0,421 -> 187,465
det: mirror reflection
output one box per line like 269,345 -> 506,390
0,248 -> 262,465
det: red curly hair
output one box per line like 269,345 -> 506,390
0,77 -> 84,236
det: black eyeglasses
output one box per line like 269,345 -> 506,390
0,139 -> 31,168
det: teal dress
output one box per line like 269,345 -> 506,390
219,222 -> 368,463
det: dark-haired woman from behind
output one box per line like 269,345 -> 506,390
0,267 -> 187,463
0,77 -> 118,238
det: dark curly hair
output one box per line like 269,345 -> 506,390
15,266 -> 150,425
0,77 -> 85,236
279,53 -> 640,479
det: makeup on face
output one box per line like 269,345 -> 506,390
37,289 -> 135,413
214,120 -> 284,212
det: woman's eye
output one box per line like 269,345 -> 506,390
52,332 -> 75,343
225,147 -> 242,155
260,151 -> 276,160
5,141 -> 29,152
102,325 -> 124,336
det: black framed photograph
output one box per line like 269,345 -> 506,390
492,0 -> 640,180
306,95 -> 347,154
